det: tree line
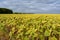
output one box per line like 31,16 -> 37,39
0,8 -> 13,14
0,8 -> 34,14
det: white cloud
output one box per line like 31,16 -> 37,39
0,0 -> 60,13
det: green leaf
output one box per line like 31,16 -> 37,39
44,29 -> 51,36
39,35 -> 44,40
49,36 -> 57,40
23,36 -> 29,40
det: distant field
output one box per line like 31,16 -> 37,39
0,14 -> 60,18
0,14 -> 60,40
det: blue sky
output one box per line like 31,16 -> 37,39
0,0 -> 60,13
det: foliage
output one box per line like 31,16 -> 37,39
0,8 -> 13,14
0,14 -> 60,40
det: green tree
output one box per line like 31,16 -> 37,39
0,8 -> 13,14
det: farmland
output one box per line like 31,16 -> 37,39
0,14 -> 60,40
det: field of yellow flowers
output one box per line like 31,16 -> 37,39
0,14 -> 60,40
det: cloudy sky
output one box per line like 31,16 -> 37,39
0,0 -> 60,13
